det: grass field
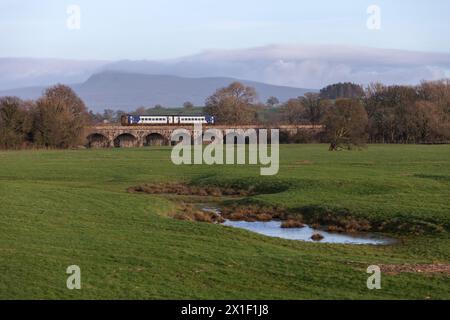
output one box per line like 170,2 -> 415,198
0,145 -> 449,299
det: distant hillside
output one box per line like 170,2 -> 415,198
0,58 -> 108,90
0,71 -> 316,112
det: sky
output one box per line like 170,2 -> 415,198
1,0 -> 450,60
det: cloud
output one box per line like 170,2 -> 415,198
170,44 -> 450,88
2,44 -> 450,90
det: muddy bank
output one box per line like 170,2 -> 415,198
169,204 -> 225,223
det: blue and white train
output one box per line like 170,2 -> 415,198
121,115 -> 215,126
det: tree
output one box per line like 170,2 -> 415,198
183,101 -> 194,110
279,98 -> 306,124
364,84 -> 419,143
418,79 -> 450,114
0,97 -> 33,149
320,82 -> 364,99
204,82 -> 258,124
88,110 -> 104,124
102,109 -> 115,122
299,93 -> 330,126
134,106 -> 146,115
411,101 -> 442,142
266,96 -> 280,108
324,99 -> 368,150
33,84 -> 89,148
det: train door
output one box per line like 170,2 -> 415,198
168,116 -> 173,124
174,117 -> 179,124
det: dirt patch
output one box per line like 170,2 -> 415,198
220,204 -> 287,222
128,183 -> 253,197
380,264 -> 450,275
294,160 -> 314,165
281,220 -> 305,229
171,204 -> 225,224
297,206 -> 372,233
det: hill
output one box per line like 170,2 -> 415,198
0,71 -> 315,112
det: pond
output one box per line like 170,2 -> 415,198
202,207 -> 393,245
223,220 -> 393,245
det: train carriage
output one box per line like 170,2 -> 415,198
121,115 -> 215,126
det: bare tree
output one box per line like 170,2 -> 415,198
279,98 -> 306,124
33,84 -> 89,148
205,82 -> 258,124
299,93 -> 330,126
0,97 -> 33,149
324,99 -> 368,151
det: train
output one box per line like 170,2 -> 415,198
121,115 -> 215,126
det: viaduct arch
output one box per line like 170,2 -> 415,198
85,125 -> 323,148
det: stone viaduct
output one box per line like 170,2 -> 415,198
85,124 -> 324,148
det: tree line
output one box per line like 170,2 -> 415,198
202,80 -> 450,149
1,81 -> 449,150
